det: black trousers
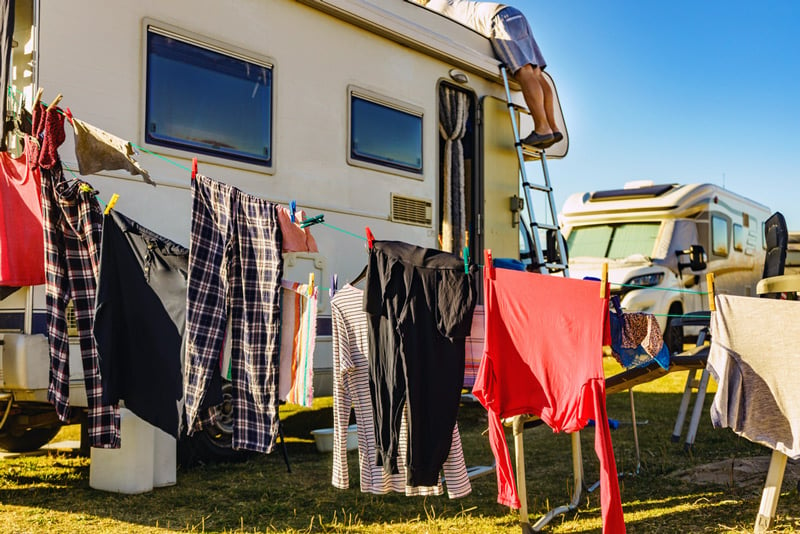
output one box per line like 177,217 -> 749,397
365,240 -> 477,486
94,210 -> 188,438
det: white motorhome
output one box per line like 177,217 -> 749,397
0,0 -> 567,458
559,181 -> 771,352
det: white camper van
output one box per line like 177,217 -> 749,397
0,0 -> 567,458
558,181 -> 770,353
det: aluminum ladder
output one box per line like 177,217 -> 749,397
499,65 -> 579,534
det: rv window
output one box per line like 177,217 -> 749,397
349,93 -> 422,174
733,223 -> 744,252
566,222 -> 660,260
145,28 -> 272,166
711,215 -> 730,257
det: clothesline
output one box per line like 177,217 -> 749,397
12,87 -> 713,306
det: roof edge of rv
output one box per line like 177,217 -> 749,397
590,183 -> 677,202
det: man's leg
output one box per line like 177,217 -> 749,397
514,64 -> 552,136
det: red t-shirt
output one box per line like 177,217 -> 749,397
0,140 -> 44,286
472,264 -> 625,533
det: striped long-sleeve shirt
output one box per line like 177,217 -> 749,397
330,284 -> 470,497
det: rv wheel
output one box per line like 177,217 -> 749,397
178,380 -> 251,467
0,420 -> 62,452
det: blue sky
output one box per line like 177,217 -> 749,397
517,1 -> 800,229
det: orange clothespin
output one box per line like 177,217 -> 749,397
485,249 -> 495,279
365,227 -> 375,249
104,193 -> 120,215
706,272 -> 716,312
600,262 -> 608,298
308,272 -> 315,298
191,157 -> 198,181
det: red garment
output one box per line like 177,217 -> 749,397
0,139 -> 44,286
472,264 -> 625,533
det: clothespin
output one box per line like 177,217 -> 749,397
485,249 -> 495,279
65,107 -> 74,124
365,227 -> 375,249
706,272 -> 716,312
308,272 -> 315,298
104,193 -> 120,215
33,87 -> 43,109
330,274 -> 338,299
463,231 -> 470,274
46,93 -> 62,111
289,201 -> 297,223
78,184 -> 93,194
191,157 -> 197,181
600,262 -> 609,298
299,214 -> 324,229
438,234 -> 443,249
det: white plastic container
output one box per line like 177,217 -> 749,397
152,427 -> 177,487
89,408 -> 155,494
311,425 -> 357,453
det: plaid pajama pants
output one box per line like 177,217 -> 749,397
41,164 -> 120,448
184,174 -> 283,453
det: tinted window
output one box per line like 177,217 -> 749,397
711,215 -> 730,257
733,223 -> 744,252
567,223 -> 660,259
146,29 -> 272,166
350,94 -> 422,173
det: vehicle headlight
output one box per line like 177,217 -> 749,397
626,273 -> 664,288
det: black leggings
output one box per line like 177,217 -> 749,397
365,240 -> 477,486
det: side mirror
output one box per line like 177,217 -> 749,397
676,244 -> 707,278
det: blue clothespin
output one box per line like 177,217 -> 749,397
289,200 -> 297,223
330,274 -> 338,299
300,214 -> 324,229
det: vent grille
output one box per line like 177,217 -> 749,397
391,194 -> 432,227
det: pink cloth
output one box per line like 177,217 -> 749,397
0,138 -> 44,286
276,206 -> 319,253
472,264 -> 625,533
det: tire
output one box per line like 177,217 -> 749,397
177,380 -> 252,467
663,304 -> 684,355
0,423 -> 62,452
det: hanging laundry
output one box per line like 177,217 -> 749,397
71,118 -> 155,186
472,266 -> 625,534
365,240 -> 477,487
276,205 -> 319,253
184,173 -> 283,454
331,284 -> 471,498
41,163 -> 120,448
463,304 -> 484,389
94,210 -> 187,438
709,294 -> 800,459
0,0 -> 14,152
278,278 -> 317,407
32,102 -> 66,170
0,136 -> 44,286
608,296 -> 670,370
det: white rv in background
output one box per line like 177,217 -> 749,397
559,181 -> 770,353
0,0 -> 568,459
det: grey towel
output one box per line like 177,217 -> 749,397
72,118 -> 155,186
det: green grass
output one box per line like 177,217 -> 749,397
0,360 -> 798,533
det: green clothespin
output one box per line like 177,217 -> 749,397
300,214 -> 324,229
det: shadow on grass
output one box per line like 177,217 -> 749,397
0,392 -> 797,533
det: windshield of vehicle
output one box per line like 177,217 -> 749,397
566,222 -> 661,259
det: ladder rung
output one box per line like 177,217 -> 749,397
529,222 -> 560,232
523,182 -> 553,193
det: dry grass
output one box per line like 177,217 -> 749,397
0,360 -> 798,533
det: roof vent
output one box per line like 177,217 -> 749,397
391,193 -> 432,227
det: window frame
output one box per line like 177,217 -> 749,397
346,85 -> 424,180
141,19 -> 277,175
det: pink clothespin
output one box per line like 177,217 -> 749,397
65,107 -> 74,124
485,249 -> 495,279
191,157 -> 197,181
